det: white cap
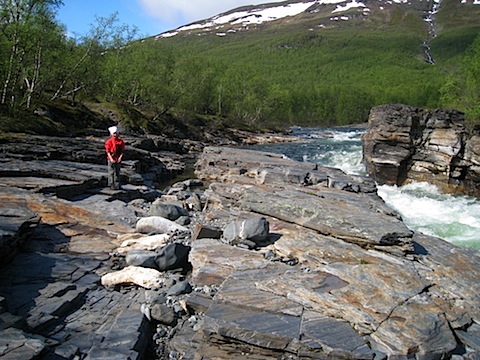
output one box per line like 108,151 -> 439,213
108,126 -> 118,134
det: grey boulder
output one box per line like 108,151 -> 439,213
223,217 -> 270,246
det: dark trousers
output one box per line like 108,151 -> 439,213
108,161 -> 121,189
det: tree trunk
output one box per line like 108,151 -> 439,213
1,32 -> 19,105
24,45 -> 42,108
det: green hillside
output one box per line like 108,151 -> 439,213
133,0 -> 480,127
0,0 -> 479,135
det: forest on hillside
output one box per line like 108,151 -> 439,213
1,0 -> 480,134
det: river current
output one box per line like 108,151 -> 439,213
249,126 -> 480,250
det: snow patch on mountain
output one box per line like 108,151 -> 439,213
157,1 -> 334,38
158,1 -> 319,38
155,0 -> 479,39
332,0 -> 366,13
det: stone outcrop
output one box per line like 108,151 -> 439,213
0,188 -> 40,265
0,133 -> 189,196
187,146 -> 480,359
0,133 -> 192,359
362,104 -> 480,196
1,134 -> 480,359
0,186 -> 150,359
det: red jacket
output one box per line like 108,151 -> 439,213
105,137 -> 125,163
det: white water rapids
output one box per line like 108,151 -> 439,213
249,126 -> 480,250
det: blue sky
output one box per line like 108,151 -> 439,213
56,0 -> 271,38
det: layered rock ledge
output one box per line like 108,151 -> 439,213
1,135 -> 479,359
362,104 -> 480,196
0,133 -> 184,359
189,146 -> 480,359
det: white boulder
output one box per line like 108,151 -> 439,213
101,265 -> 164,289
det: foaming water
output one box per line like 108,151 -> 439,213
306,145 -> 364,175
250,126 -> 480,250
377,182 -> 480,249
250,127 -> 366,175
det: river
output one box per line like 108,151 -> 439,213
249,126 -> 480,250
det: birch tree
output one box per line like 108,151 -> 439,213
50,14 -> 116,101
22,11 -> 64,107
462,35 -> 480,122
440,34 -> 480,123
0,0 -> 62,109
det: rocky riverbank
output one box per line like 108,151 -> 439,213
1,130 -> 480,359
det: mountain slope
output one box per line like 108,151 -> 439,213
136,0 -> 480,126
154,0 -> 478,42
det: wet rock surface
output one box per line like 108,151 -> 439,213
0,135 -> 479,359
362,104 -> 480,196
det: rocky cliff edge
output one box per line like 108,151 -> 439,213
362,104 -> 480,197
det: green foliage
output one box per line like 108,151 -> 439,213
148,24 -> 443,127
440,34 -> 480,124
1,0 -> 480,134
462,35 -> 480,123
0,0 -> 64,110
431,26 -> 480,64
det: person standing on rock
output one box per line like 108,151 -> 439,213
105,126 -> 125,190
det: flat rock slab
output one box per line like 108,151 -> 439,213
0,188 -> 148,359
301,311 -> 374,359
0,177 -> 77,191
238,184 -> 413,247
0,187 -> 41,265
24,191 -> 133,248
0,327 -> 47,359
0,159 -> 107,183
0,237 -> 148,360
195,146 -> 377,193
186,146 -> 480,359
203,301 -> 302,350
